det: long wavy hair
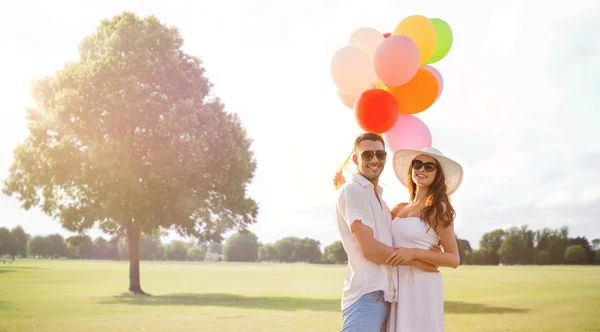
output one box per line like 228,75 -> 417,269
407,158 -> 456,232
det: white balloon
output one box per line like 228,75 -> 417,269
337,90 -> 357,109
348,27 -> 385,58
330,46 -> 377,96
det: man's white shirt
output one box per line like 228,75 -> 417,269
335,173 -> 398,310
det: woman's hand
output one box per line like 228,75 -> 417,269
333,171 -> 346,189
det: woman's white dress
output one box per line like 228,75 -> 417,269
387,217 -> 445,332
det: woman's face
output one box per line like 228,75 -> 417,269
410,154 -> 438,187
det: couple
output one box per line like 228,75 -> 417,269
333,132 -> 464,332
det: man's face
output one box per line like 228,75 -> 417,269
353,140 -> 386,183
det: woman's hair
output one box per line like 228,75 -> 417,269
407,158 -> 456,232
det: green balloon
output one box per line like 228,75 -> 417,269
425,18 -> 453,64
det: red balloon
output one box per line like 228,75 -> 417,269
383,32 -> 391,38
354,89 -> 399,133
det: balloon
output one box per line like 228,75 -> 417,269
421,65 -> 443,100
354,89 -> 399,133
331,46 -> 378,96
348,27 -> 385,58
425,18 -> 453,64
388,67 -> 439,114
378,81 -> 388,91
382,114 -> 432,152
383,32 -> 391,38
337,90 -> 357,109
373,35 -> 420,87
392,15 -> 437,64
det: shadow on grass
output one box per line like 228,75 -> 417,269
0,265 -> 43,269
97,293 -> 530,315
0,301 -> 12,311
98,293 -> 340,312
445,301 -> 530,314
0,266 -> 43,274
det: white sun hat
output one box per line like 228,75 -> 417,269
392,147 -> 464,195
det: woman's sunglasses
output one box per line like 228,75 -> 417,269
412,159 -> 437,172
360,150 -> 387,160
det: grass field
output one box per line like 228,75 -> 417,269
0,260 -> 599,332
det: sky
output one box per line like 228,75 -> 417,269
1,0 -> 599,249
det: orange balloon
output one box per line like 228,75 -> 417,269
388,68 -> 439,114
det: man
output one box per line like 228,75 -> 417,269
334,133 -> 439,332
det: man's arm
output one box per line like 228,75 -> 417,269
340,184 -> 396,264
350,220 -> 395,264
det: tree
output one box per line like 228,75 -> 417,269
165,240 -> 188,261
564,245 -> 587,264
223,231 -> 258,262
454,234 -> 473,264
323,241 -> 347,264
2,12 -> 257,294
66,235 -> 94,259
28,236 -> 51,257
46,234 -> 70,258
536,250 -> 550,265
118,234 -> 165,261
479,229 -> 505,265
10,226 -> 29,258
292,238 -> 322,263
258,244 -> 278,262
187,246 -> 206,261
92,237 -> 119,260
499,232 -> 526,265
535,227 -> 568,264
592,238 -> 600,251
567,237 -> 596,264
274,237 -> 300,263
0,228 -> 16,258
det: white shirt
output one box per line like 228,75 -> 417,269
335,173 -> 397,310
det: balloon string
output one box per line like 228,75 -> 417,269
338,148 -> 354,173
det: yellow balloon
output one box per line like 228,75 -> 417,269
379,81 -> 388,91
393,15 -> 437,64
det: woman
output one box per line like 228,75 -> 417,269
333,147 -> 463,332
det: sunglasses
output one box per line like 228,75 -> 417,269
360,150 -> 387,160
412,159 -> 437,172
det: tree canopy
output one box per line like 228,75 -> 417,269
3,11 -> 258,293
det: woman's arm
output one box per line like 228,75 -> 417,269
411,222 -> 460,268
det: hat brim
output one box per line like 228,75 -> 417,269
392,149 -> 464,196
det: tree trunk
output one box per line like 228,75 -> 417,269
127,224 -> 146,295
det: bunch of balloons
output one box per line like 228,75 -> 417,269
331,15 -> 453,153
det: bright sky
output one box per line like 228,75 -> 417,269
1,0 -> 599,249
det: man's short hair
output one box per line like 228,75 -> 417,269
354,132 -> 385,150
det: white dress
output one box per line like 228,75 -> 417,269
387,217 -> 445,332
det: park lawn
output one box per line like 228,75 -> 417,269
0,260 -> 599,332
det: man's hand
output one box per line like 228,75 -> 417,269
411,260 -> 439,273
333,171 -> 346,189
386,247 -> 416,266
429,243 -> 443,252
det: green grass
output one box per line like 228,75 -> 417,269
0,260 -> 599,331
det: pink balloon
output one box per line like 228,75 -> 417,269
382,114 -> 432,152
374,35 -> 420,87
422,65 -> 443,100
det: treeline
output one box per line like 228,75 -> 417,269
0,226 -> 348,264
1,225 -> 599,265
456,226 -> 600,265
0,226 -> 208,261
